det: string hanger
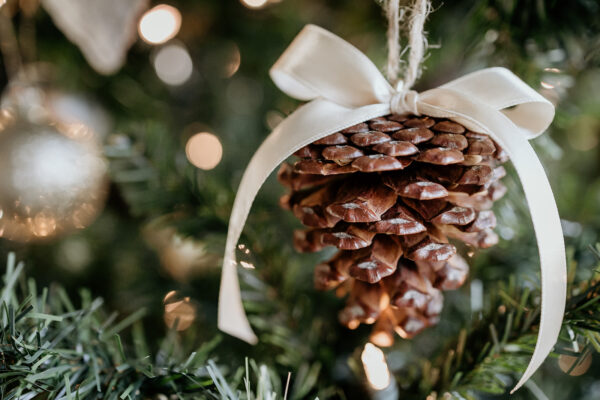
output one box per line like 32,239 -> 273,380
0,8 -> 22,81
384,0 -> 431,89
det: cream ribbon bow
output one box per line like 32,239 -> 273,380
218,24 -> 566,393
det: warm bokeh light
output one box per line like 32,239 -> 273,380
31,213 -> 57,238
139,4 -> 182,45
185,132 -> 223,170
361,343 -> 391,390
240,0 -> 268,9
162,233 -> 208,281
265,110 -> 284,130
0,109 -> 15,130
223,44 -> 241,78
370,329 -> 394,348
153,43 -> 193,86
163,291 -> 196,331
238,243 -> 251,254
47,92 -> 112,142
240,261 -> 255,269
540,81 -> 555,89
559,352 -> 592,376
144,223 -> 217,281
567,115 -> 599,151
56,237 -> 92,273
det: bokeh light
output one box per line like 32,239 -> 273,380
47,92 -> 112,142
265,110 -> 284,130
370,327 -> 394,348
361,343 -> 391,390
56,236 -> 93,273
153,43 -> 193,86
144,222 -> 217,282
139,4 -> 182,45
559,352 -> 592,376
163,291 -> 196,331
223,44 -> 241,78
185,132 -> 223,170
567,115 -> 599,151
240,0 -> 268,9
240,261 -> 255,269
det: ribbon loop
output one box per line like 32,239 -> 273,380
439,67 -> 555,138
269,25 -> 394,107
219,25 -> 565,394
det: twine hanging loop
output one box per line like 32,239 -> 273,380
384,0 -> 431,110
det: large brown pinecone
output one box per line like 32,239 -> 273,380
277,114 -> 508,346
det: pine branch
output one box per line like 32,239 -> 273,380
4,241 -> 600,399
400,245 -> 600,399
0,253 -> 305,400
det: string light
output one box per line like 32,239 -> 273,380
185,132 -> 223,170
139,4 -> 182,45
361,343 -> 391,391
240,0 -> 268,9
153,43 -> 193,86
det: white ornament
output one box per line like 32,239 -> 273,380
0,97 -> 107,241
42,0 -> 148,74
46,90 -> 112,142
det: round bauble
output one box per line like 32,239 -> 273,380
46,90 -> 112,142
0,109 -> 107,241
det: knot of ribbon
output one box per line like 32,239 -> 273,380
389,82 -> 420,116
218,24 -> 566,394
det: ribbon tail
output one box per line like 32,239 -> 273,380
218,99 -> 390,343
418,88 -> 565,393
218,254 -> 257,344
502,131 -> 566,393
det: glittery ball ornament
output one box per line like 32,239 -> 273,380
0,102 -> 107,241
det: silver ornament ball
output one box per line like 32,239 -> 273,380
0,110 -> 107,241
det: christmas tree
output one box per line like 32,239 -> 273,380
0,0 -> 599,398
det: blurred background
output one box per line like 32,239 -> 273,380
0,0 -> 599,398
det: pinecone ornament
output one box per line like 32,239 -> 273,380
278,114 -> 508,346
